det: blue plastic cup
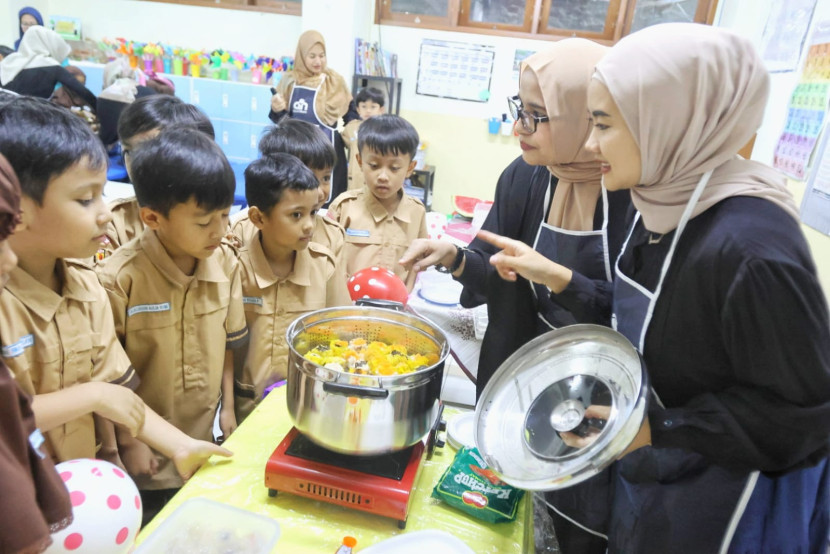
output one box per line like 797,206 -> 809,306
488,117 -> 500,134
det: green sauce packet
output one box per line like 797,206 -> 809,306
431,446 -> 524,523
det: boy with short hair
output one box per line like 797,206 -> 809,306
0,97 -> 230,477
243,118 -> 344,259
343,87 -> 386,191
327,114 -> 427,289
233,154 -> 351,421
96,127 -> 247,510
98,95 -> 216,260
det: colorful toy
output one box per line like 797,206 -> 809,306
45,459 -> 142,554
347,266 -> 409,305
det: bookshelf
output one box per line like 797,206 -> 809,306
352,75 -> 402,116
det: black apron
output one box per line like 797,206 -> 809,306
533,185 -> 614,547
530,186 -> 612,335
289,78 -> 336,203
608,170 -> 828,553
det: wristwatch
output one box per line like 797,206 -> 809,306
436,246 -> 466,274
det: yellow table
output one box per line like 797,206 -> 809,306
136,388 -> 529,553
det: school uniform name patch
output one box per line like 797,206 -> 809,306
127,302 -> 172,317
2,334 -> 34,357
345,228 -> 371,237
243,296 -> 264,306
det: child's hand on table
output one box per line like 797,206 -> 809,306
218,405 -> 237,442
172,439 -> 233,482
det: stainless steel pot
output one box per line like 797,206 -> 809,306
285,306 -> 450,455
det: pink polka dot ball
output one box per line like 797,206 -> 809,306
46,459 -> 142,554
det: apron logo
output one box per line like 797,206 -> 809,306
293,98 -> 309,114
2,334 -> 34,357
127,302 -> 171,317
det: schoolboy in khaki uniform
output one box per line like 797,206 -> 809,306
233,154 -> 351,421
97,128 -> 246,501
342,86 -> 385,191
96,95 -> 216,260
0,97 -> 230,473
327,114 -> 427,289
253,118 -> 345,259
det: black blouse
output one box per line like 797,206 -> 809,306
456,155 -> 632,397
619,196 -> 830,472
2,65 -> 96,108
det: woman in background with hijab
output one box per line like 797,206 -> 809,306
14,7 -> 43,51
0,154 -> 73,554
1,26 -> 95,107
486,23 -> 830,552
401,39 -> 632,553
268,30 -> 358,204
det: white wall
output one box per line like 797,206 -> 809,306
370,25 -> 554,120
3,0 -> 302,58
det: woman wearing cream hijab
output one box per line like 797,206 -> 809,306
490,23 -> 829,552
402,39 -> 632,552
0,26 -> 96,108
269,30 -> 356,204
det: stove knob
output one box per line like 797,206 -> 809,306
438,419 -> 447,432
435,436 -> 446,448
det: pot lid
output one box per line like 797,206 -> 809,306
474,324 -> 647,491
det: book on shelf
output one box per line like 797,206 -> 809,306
354,38 -> 397,78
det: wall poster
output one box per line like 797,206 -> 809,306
416,39 -> 495,103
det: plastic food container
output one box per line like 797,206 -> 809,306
134,497 -> 280,553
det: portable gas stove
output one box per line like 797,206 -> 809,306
265,406 -> 445,528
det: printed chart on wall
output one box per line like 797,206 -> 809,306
796,20 -> 830,235
774,20 -> 830,181
416,39 -> 495,102
801,127 -> 830,234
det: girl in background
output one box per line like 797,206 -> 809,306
14,7 -> 43,51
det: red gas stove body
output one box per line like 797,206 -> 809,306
265,427 -> 426,528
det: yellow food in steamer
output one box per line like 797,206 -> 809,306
303,337 -> 439,376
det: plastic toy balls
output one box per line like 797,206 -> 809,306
45,459 -> 142,554
348,266 -> 408,305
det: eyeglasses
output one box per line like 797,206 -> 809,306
508,95 -> 549,134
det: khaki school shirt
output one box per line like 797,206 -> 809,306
96,228 -> 248,490
342,119 -> 365,191
234,224 -> 351,421
96,196 -> 143,262
231,213 -> 345,263
0,260 -> 139,463
327,188 -> 427,283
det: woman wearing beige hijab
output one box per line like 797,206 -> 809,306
268,30 -> 357,204
402,39 -> 631,390
401,39 -> 632,552
489,23 -> 830,553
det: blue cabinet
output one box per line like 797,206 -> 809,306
74,63 -> 276,208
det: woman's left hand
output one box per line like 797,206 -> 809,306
477,230 -> 573,293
